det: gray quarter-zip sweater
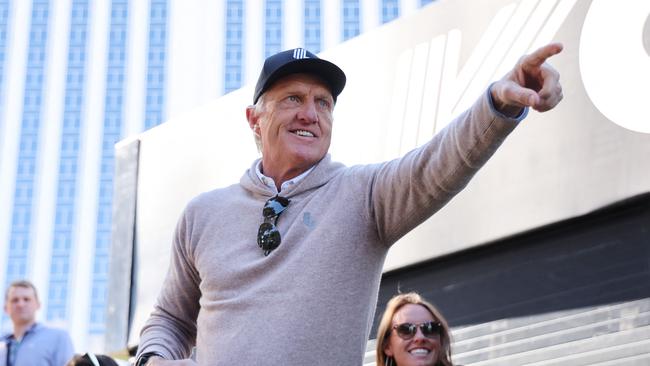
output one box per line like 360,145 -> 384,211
137,91 -> 523,365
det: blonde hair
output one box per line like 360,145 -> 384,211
375,292 -> 453,366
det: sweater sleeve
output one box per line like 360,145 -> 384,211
370,89 -> 523,245
136,208 -> 202,359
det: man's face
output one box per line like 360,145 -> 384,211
4,286 -> 40,327
248,73 -> 334,176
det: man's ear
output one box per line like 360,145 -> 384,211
246,105 -> 258,131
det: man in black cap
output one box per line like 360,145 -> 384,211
136,44 -> 563,365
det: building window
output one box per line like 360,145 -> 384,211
264,0 -> 282,57
382,0 -> 399,24
88,0 -> 129,335
4,0 -> 50,300
342,0 -> 360,41
303,0 -> 321,52
48,0 -> 89,323
0,0 -> 10,121
144,0 -> 168,130
224,0 -> 244,93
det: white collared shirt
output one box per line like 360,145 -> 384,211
255,161 -> 315,193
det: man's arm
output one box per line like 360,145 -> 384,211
136,209 -> 202,362
369,43 -> 564,244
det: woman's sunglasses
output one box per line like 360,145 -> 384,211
392,321 -> 443,340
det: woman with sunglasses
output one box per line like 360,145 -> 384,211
376,293 -> 454,366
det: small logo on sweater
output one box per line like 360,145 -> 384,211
303,212 -> 315,229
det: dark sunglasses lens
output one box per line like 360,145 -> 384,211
263,197 -> 290,217
395,322 -> 441,339
258,196 -> 290,255
258,223 -> 281,251
421,322 -> 442,337
396,324 -> 416,339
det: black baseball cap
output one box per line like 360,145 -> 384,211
253,48 -> 346,104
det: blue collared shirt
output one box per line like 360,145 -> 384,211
1,323 -> 74,366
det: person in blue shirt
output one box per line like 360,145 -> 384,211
1,280 -> 75,366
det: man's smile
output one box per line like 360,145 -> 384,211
290,129 -> 316,138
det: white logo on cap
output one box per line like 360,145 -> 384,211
293,48 -> 309,59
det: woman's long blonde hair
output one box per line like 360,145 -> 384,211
375,292 -> 453,366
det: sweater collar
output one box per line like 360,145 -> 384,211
241,154 -> 345,198
254,160 -> 315,193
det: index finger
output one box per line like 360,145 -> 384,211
523,42 -> 564,68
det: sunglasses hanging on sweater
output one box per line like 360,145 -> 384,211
257,195 -> 290,256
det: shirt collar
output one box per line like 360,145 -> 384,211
255,160 -> 315,193
3,323 -> 39,341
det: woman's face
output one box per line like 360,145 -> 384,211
384,304 -> 442,366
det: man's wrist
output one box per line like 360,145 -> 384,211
135,352 -> 165,366
487,83 -> 528,121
